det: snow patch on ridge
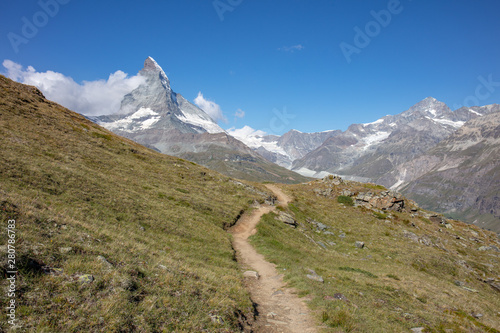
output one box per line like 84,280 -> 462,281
362,131 -> 390,149
101,107 -> 160,133
362,118 -> 384,127
390,168 -> 407,190
427,108 -> 437,116
425,116 -> 465,128
294,167 -> 332,178
176,109 -> 225,134
468,108 -> 483,116
228,126 -> 290,158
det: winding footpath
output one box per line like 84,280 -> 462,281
229,184 -> 318,333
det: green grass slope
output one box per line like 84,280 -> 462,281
251,180 -> 500,332
0,76 -> 269,331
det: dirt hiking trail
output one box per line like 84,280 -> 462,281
229,184 -> 318,333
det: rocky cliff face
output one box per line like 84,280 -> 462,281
394,111 -> 500,232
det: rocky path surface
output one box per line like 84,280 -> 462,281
229,184 -> 318,333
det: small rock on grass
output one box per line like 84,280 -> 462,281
355,241 -> 365,249
209,314 -> 224,324
333,293 -> 348,301
306,269 -> 324,283
410,328 -> 425,333
243,271 -> 259,279
77,274 -> 94,284
59,247 -> 73,254
97,255 -> 113,269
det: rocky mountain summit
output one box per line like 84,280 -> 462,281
96,57 -> 224,135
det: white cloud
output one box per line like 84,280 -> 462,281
194,92 -> 227,123
234,108 -> 245,119
227,125 -> 267,140
2,59 -> 145,116
278,44 -> 304,52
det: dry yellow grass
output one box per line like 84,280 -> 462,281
0,75 -> 270,332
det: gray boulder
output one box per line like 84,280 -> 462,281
276,211 -> 297,227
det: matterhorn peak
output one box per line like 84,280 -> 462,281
140,56 -> 170,91
143,56 -> 163,72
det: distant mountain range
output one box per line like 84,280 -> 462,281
240,97 -> 500,231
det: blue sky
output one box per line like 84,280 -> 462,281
1,0 -> 500,134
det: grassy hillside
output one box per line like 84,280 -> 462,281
181,148 -> 310,185
250,180 -> 500,332
0,76 -> 269,331
2,75 -> 499,332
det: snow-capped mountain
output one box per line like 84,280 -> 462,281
291,97 -> 498,180
97,57 -> 224,135
395,110 -> 500,232
92,57 -> 307,184
227,127 -> 340,169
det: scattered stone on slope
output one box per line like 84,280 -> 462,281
355,190 -> 405,211
403,230 -> 420,243
478,245 -> 500,252
355,241 -> 365,249
488,282 -> 500,292
341,189 -> 355,197
429,215 -> 447,225
419,235 -> 433,246
317,241 -> 327,249
410,328 -> 425,333
306,218 -> 331,233
243,271 -> 260,279
276,211 -> 297,227
59,247 -> 73,254
306,269 -> 324,283
313,188 -> 332,197
403,230 -> 434,246
97,255 -> 114,270
471,312 -> 483,319
333,293 -> 349,301
77,274 -> 94,284
321,175 -> 344,186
